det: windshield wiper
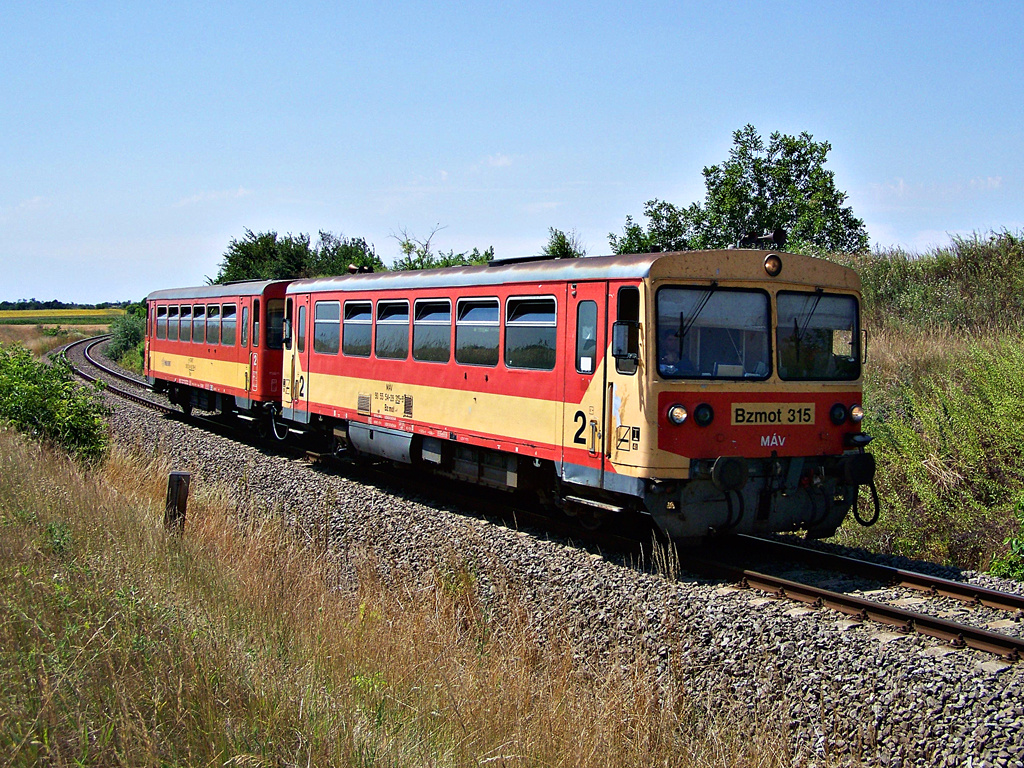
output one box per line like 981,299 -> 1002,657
679,281 -> 718,342
792,288 -> 824,361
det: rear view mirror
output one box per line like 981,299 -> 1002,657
612,321 -> 639,360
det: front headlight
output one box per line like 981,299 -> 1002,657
667,404 -> 688,425
849,404 -> 865,423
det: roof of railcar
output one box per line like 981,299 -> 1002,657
286,249 -> 860,294
146,279 -> 290,302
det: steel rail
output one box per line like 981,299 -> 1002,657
82,336 -> 151,388
692,557 -> 1023,660
65,335 -> 174,415
737,535 -> 1024,614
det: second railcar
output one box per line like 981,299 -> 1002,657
145,280 -> 288,431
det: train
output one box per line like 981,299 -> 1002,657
145,248 -> 878,541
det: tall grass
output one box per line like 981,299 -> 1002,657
841,340 -> 1024,567
0,429 -> 793,767
833,230 -> 1024,571
834,230 -> 1024,332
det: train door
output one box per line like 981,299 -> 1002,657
284,294 -> 312,423
240,300 -> 251,395
562,281 -> 609,488
144,304 -> 153,379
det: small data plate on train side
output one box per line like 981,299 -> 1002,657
731,403 -> 815,426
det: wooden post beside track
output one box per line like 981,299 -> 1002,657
165,471 -> 191,533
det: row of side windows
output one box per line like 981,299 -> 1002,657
307,296 -> 558,371
155,303 -> 243,347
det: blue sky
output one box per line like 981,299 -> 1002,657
2,1 -> 1022,302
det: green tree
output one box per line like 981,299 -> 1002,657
309,231 -> 385,274
392,227 -> 494,271
541,227 -> 586,259
211,229 -> 382,282
610,125 -> 869,254
211,229 -> 312,283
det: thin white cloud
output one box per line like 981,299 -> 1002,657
524,201 -> 562,214
868,175 -> 1006,209
0,196 -> 50,224
16,196 -> 49,212
174,186 -> 253,208
969,176 -> 1002,190
488,153 -> 513,168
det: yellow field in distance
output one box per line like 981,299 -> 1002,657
0,309 -> 125,318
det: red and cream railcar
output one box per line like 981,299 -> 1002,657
145,280 -> 288,425
280,250 -> 876,540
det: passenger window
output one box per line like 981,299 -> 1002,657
576,301 -> 598,374
456,298 -> 499,366
192,305 -> 206,344
252,299 -> 260,348
615,286 -> 640,375
241,306 -> 249,348
168,306 -> 179,342
179,306 -> 192,342
156,306 -> 167,340
206,304 -> 220,345
314,301 -> 340,354
343,301 -> 372,357
376,301 -> 409,359
222,304 -> 237,346
413,299 -> 451,362
297,305 -> 306,353
505,297 -> 556,370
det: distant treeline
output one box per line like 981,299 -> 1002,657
0,299 -> 132,311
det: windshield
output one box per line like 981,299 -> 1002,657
776,291 -> 859,380
656,287 -> 770,379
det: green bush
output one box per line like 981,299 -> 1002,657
105,312 -> 145,361
989,499 -> 1024,580
118,342 -> 144,374
0,344 -> 109,462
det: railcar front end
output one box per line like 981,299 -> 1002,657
605,251 -> 876,540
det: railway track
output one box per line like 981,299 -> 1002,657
64,334 -> 1024,660
689,535 -> 1024,660
61,334 -> 174,414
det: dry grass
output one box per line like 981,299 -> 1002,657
0,326 -> 98,357
0,429 -> 799,767
865,325 -> 1005,394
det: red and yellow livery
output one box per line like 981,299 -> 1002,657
146,250 -> 877,540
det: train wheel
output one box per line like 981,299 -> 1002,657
256,416 -> 271,441
577,508 -> 605,531
181,401 -> 192,418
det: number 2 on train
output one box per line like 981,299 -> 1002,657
573,410 -> 587,445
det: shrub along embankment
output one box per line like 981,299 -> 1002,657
830,231 -> 1024,575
